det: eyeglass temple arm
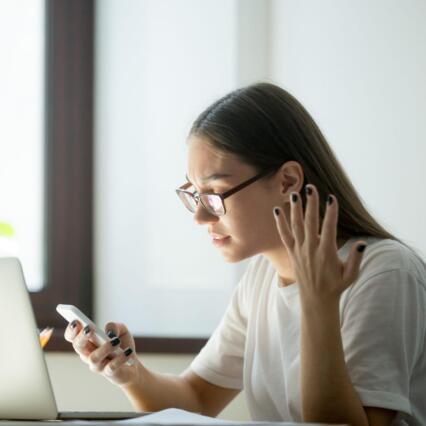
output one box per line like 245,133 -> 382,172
221,169 -> 274,199
179,182 -> 192,190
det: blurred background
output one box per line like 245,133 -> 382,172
1,0 -> 425,419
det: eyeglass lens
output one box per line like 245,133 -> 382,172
178,191 -> 224,216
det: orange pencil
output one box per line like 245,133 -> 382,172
39,327 -> 54,349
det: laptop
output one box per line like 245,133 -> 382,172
0,257 -> 146,420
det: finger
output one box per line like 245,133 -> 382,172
89,358 -> 109,374
104,321 -> 123,339
105,322 -> 133,342
79,353 -> 90,365
104,347 -> 135,377
342,242 -> 367,286
88,336 -> 121,373
104,322 -> 118,339
72,326 -> 98,357
303,184 -> 320,248
64,320 -> 82,342
320,194 -> 338,250
290,192 -> 305,245
273,206 -> 295,250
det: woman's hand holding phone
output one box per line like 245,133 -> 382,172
64,320 -> 142,387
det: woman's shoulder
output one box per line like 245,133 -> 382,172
352,236 -> 426,287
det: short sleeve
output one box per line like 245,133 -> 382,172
190,269 -> 250,390
341,268 -> 426,415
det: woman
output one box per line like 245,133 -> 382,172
65,83 -> 426,425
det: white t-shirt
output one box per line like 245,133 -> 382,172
190,237 -> 426,424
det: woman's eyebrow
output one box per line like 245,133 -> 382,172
185,172 -> 233,184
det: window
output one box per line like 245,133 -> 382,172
2,0 -> 267,353
0,0 -> 45,291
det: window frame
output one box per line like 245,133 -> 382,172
30,0 -> 94,332
34,0 -> 206,354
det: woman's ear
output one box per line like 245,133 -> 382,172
277,161 -> 304,199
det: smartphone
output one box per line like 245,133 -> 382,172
56,304 -> 110,346
56,304 -> 132,365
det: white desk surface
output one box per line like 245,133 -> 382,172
0,408 -> 344,426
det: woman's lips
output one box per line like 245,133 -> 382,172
211,235 -> 231,247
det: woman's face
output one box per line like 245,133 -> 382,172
186,135 -> 288,263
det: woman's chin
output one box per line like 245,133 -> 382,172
219,246 -> 254,263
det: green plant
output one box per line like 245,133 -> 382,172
0,222 -> 15,238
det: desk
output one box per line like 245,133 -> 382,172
0,422 -> 343,426
0,422 -> 110,426
0,408 -> 345,426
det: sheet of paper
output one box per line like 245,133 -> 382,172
116,408 -> 343,426
118,408 -> 239,424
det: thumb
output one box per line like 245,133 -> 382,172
342,241 -> 367,286
105,322 -> 131,340
104,321 -> 121,339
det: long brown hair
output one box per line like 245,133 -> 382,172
189,82 -> 405,246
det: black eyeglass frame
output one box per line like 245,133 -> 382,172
175,168 -> 277,217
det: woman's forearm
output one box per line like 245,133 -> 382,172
300,300 -> 369,426
121,362 -> 203,413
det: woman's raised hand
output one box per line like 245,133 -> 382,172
273,184 -> 367,308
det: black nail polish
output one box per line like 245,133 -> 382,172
291,193 -> 298,202
111,337 -> 121,347
107,330 -> 116,339
305,186 -> 312,196
124,347 -> 133,357
357,244 -> 367,253
70,320 -> 78,329
327,195 -> 333,205
274,208 -> 280,216
83,325 -> 91,335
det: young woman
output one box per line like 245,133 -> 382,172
65,83 -> 426,425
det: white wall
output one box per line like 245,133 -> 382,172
269,0 -> 426,257
46,353 -> 250,420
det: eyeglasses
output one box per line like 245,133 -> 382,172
176,169 -> 275,217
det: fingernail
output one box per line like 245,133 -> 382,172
305,186 -> 312,196
83,325 -> 91,335
107,330 -> 116,339
124,347 -> 133,357
291,193 -> 298,202
274,207 -> 280,216
111,337 -> 121,347
357,244 -> 367,253
327,195 -> 333,205
70,320 -> 78,330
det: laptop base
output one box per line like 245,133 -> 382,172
58,411 -> 149,420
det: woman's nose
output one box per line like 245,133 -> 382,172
193,203 -> 219,225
